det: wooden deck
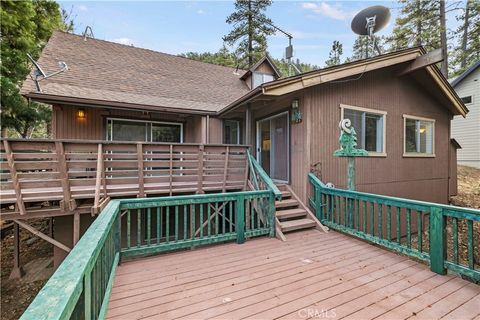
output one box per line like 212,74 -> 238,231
106,230 -> 480,320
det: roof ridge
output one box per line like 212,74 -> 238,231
52,30 -> 245,72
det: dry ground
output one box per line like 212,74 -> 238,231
0,166 -> 479,319
0,219 -> 53,320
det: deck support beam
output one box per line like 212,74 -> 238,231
9,222 -> 25,279
73,212 -> 80,246
14,219 -> 72,253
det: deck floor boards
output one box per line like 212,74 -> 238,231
107,230 -> 480,320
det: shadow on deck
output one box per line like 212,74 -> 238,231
107,230 -> 480,320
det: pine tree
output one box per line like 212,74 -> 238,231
325,41 -> 343,67
387,0 -> 440,51
0,0 -> 69,138
451,0 -> 480,77
223,0 -> 276,67
349,36 -> 384,61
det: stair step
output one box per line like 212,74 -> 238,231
280,218 -> 316,232
281,191 -> 292,199
276,208 -> 307,220
275,199 -> 299,209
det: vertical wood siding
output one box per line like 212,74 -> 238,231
53,105 -> 201,143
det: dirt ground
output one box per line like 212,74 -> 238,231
1,219 -> 53,320
450,165 -> 480,209
0,166 -> 479,319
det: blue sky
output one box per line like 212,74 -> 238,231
58,1 -> 405,66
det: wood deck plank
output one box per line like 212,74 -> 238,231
106,230 -> 478,320
108,245 -> 390,318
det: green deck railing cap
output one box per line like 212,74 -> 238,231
20,201 -> 120,320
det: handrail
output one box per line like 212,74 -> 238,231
20,190 -> 276,319
20,200 -> 121,320
247,150 -> 282,200
308,173 -> 480,282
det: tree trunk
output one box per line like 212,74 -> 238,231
247,0 -> 253,67
460,0 -> 471,69
415,0 -> 422,46
439,0 -> 448,77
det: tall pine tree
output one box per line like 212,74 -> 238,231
349,35 -> 384,61
1,0 -> 69,137
387,0 -> 440,51
325,40 -> 343,67
451,0 -> 480,77
223,0 -> 276,67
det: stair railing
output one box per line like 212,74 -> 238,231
247,150 -> 282,237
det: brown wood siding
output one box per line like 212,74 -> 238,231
256,61 -> 276,75
304,67 -> 452,204
243,66 -> 454,204
53,105 -> 202,143
208,117 -> 223,144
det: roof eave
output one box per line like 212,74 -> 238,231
25,92 -> 218,116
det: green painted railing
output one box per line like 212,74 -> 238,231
118,191 -> 275,258
309,173 -> 480,282
21,190 -> 276,320
20,201 -> 121,320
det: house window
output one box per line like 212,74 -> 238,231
106,118 -> 183,142
224,120 -> 240,144
403,115 -> 435,157
341,105 -> 386,155
252,72 -> 274,88
461,96 -> 472,104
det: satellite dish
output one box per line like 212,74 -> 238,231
351,5 -> 391,36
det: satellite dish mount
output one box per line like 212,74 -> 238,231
351,5 -> 391,57
27,53 -> 68,92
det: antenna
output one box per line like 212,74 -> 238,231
351,5 -> 391,56
83,26 -> 95,40
27,54 -> 68,92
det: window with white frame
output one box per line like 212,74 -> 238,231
403,115 -> 435,156
252,72 -> 274,88
341,105 -> 386,154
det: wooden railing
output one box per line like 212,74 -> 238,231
20,190 -> 276,320
246,150 -> 282,237
0,139 -> 248,219
309,173 -> 480,282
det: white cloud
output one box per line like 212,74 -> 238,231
112,38 -> 135,46
302,2 -> 354,21
197,9 -> 205,15
78,5 -> 88,12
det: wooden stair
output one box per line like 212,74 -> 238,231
275,184 -> 328,241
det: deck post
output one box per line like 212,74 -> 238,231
269,193 -> 276,238
429,207 -> 447,275
73,212 -> 80,246
197,145 -> 204,194
236,195 -> 245,244
9,222 -> 25,279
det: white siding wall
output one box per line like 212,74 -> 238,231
451,67 -> 480,168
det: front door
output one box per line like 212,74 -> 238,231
256,111 -> 289,183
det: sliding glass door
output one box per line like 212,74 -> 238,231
256,112 -> 289,183
106,118 -> 183,143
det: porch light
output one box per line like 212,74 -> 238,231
76,109 -> 86,120
291,99 -> 302,124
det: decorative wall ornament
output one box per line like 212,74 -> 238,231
334,119 -> 368,157
333,118 -> 368,190
291,99 -> 302,124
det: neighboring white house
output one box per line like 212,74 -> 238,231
451,61 -> 480,168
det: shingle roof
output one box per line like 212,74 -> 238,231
21,31 -> 250,113
450,60 -> 480,87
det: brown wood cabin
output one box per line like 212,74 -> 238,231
1,31 -> 468,270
